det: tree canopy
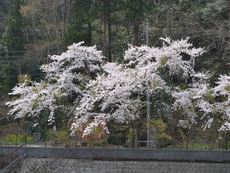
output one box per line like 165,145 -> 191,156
6,38 -> 230,145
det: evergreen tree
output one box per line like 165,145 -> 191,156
0,0 -> 25,92
65,0 -> 96,46
2,0 -> 25,55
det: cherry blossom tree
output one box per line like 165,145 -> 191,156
7,37 -> 212,143
70,37 -> 205,139
172,71 -> 230,148
213,75 -> 230,131
172,72 -> 212,148
7,42 -> 104,128
184,74 -> 230,133
70,62 -> 165,137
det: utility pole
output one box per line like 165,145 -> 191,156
146,18 -> 150,148
146,79 -> 150,148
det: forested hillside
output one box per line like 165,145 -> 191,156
0,0 -> 229,149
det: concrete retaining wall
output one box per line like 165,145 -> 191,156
1,146 -> 230,163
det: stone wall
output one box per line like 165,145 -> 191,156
18,158 -> 230,173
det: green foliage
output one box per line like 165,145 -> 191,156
182,142 -> 211,150
0,64 -> 18,92
127,127 -> 133,137
55,129 -> 70,146
31,100 -> 38,110
0,134 -> 34,145
178,83 -> 188,90
150,119 -> 172,147
204,90 -> 215,104
18,74 -> 31,84
107,124 -> 128,146
108,133 -> 124,146
225,85 -> 230,93
65,0 -> 95,45
160,56 -> 168,67
54,92 -> 69,106
87,138 -> 108,147
127,128 -> 134,144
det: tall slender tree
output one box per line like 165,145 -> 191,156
2,0 -> 25,55
0,0 -> 25,92
66,0 -> 96,46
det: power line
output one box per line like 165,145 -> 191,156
0,58 -> 48,62
0,48 -> 65,54
0,59 -> 49,64
0,73 -> 44,78
0,49 -> 64,78
0,55 -> 50,57
0,56 -> 24,58
0,61 -> 43,63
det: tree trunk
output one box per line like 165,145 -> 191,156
225,131 -> 228,150
134,128 -> 138,148
64,0 -> 67,34
87,21 -> 92,46
179,128 -> 190,149
132,0 -> 143,46
185,129 -> 191,149
102,0 -> 112,62
131,127 -> 138,148
133,23 -> 140,46
107,7 -> 112,62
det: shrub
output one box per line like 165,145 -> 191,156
0,134 -> 34,145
